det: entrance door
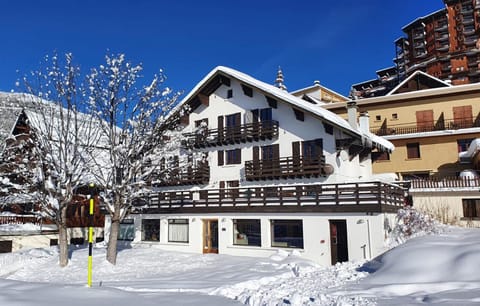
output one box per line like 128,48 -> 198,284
329,220 -> 349,265
203,219 -> 219,254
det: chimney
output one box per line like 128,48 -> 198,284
359,111 -> 370,133
346,101 -> 358,129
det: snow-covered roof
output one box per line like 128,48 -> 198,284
178,66 -> 362,136
173,66 -> 394,153
459,138 -> 480,161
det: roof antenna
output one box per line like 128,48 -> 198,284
274,66 -> 287,91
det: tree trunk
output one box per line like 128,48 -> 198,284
58,205 -> 69,267
106,208 -> 120,265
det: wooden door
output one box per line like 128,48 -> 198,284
329,220 -> 349,265
203,219 -> 219,254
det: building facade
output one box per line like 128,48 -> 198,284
106,67 -> 406,266
352,0 -> 480,99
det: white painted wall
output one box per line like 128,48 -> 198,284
106,212 -> 396,266
180,79 -> 371,190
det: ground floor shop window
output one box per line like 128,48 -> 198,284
233,219 -> 261,246
271,220 -> 303,248
118,219 -> 135,241
462,199 -> 480,219
142,219 -> 160,241
168,219 -> 189,242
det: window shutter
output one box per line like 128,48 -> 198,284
235,112 -> 241,126
235,149 -> 242,164
218,150 -> 224,166
253,146 -> 259,162
218,116 -> 224,141
219,181 -> 225,199
273,144 -> 280,159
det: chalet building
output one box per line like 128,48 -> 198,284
352,0 -> 480,99
108,67 -> 406,266
0,93 -> 104,253
324,72 -> 480,226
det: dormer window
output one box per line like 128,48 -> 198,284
241,84 -> 253,97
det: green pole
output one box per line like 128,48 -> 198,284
87,183 -> 94,287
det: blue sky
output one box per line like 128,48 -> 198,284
1,0 -> 443,97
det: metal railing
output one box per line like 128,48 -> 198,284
371,117 -> 479,136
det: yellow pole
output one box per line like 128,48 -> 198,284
87,183 -> 94,287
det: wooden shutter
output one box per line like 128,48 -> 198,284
416,110 -> 433,131
272,144 -> 280,159
253,146 -> 259,162
292,141 -> 300,169
315,139 -> 323,158
218,115 -> 224,141
235,149 -> 241,164
219,181 -> 225,199
218,150 -> 224,166
453,105 -> 473,127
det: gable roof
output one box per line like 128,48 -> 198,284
290,83 -> 349,103
386,70 -> 451,96
175,66 -> 394,152
178,66 -> 362,137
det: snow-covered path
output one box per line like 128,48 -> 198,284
1,227 -> 480,305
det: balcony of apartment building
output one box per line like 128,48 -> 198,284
371,115 -> 480,136
461,7 -> 474,14
150,162 -> 210,186
435,23 -> 448,33
137,181 -> 406,214
244,155 -> 326,181
435,33 -> 449,42
414,51 -> 428,59
467,57 -> 479,67
465,37 -> 478,47
183,120 -> 279,148
437,43 -> 450,52
463,17 -> 475,25
409,176 -> 480,189
441,63 -> 452,72
413,31 -> 426,39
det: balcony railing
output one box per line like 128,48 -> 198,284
184,120 -> 279,148
409,177 -> 480,189
245,156 -> 326,181
135,182 -> 406,213
0,215 -> 41,226
151,164 -> 210,186
371,117 -> 479,136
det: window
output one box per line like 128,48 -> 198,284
265,96 -> 277,108
233,219 -> 261,246
218,150 -> 224,166
271,220 -> 303,248
375,115 -> 381,121
241,84 -> 253,97
142,219 -> 160,241
225,113 -> 241,127
221,180 -> 239,198
302,139 -> 323,160
374,151 -> 390,161
226,149 -> 241,164
462,199 -> 480,218
406,143 -> 420,159
168,219 -> 189,242
227,89 -> 233,98
118,219 -> 135,241
260,108 -> 272,122
457,139 -> 473,153
293,108 -> 304,121
392,113 -> 398,120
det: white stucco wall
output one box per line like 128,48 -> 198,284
180,79 -> 371,190
412,190 -> 480,227
105,212 -> 395,266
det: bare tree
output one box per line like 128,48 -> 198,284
16,53 -> 101,267
86,53 -> 185,264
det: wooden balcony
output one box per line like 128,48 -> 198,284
371,117 -> 480,136
151,164 -> 210,186
409,177 -> 480,190
184,120 -> 279,148
134,182 -> 406,214
245,156 -> 326,181
0,215 -> 41,226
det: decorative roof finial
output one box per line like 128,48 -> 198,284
274,66 -> 287,91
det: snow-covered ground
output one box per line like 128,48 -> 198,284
1,227 -> 480,305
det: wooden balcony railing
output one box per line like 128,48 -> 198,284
134,182 -> 406,214
184,120 -> 279,148
245,156 -> 326,181
151,164 -> 210,186
371,117 -> 480,136
409,177 -> 480,189
0,215 -> 41,226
